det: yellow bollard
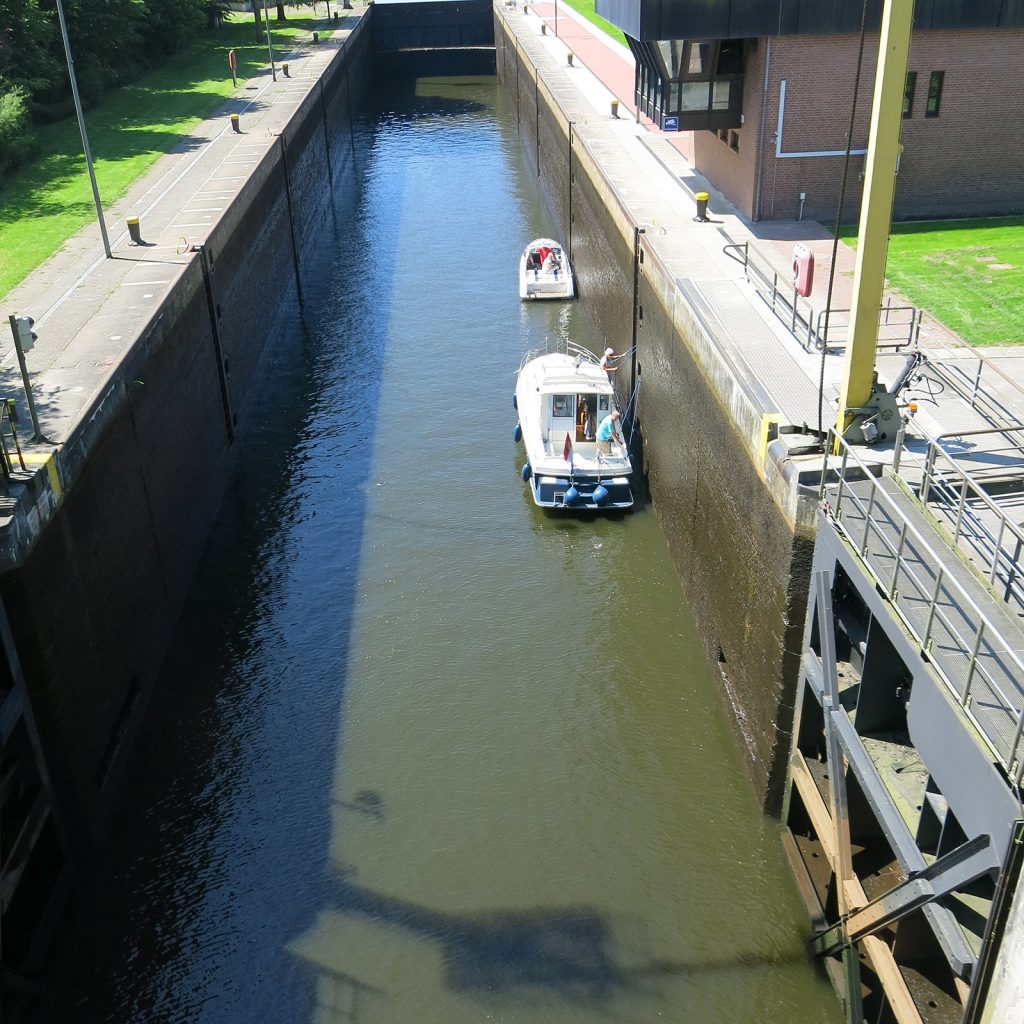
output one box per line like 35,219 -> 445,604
282,62 -> 290,77
126,217 -> 143,245
567,51 -> 574,66
230,112 -> 241,133
611,98 -> 619,117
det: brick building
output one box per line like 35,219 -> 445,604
595,0 -> 1024,222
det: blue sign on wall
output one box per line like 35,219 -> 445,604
662,115 -> 679,132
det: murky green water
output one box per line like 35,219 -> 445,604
44,77 -> 840,1024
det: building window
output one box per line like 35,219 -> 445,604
926,71 -> 944,117
717,127 -> 728,143
729,130 -> 740,152
903,71 -> 917,118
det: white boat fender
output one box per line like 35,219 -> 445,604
593,484 -> 610,506
513,423 -> 522,443
563,484 -> 581,506
521,463 -> 532,481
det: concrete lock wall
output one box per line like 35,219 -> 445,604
496,12 -> 816,812
0,20 -> 372,853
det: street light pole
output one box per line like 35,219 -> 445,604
554,0 -> 558,36
262,0 -> 278,81
54,0 -> 111,259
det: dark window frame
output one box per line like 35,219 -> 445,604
926,70 -> 944,118
903,70 -> 917,118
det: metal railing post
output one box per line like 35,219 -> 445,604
1005,537 -> 1023,603
890,522 -> 908,598
963,622 -> 985,704
861,482 -> 878,557
1010,713 -> 1024,785
835,440 -> 849,512
953,478 -> 969,544
920,442 -> 935,504
989,518 -> 1007,585
922,566 -> 944,652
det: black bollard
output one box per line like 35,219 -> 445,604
126,217 -> 143,245
230,112 -> 241,133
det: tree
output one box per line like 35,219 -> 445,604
0,0 -> 62,99
276,3 -> 286,19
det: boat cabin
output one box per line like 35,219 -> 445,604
545,389 -> 615,455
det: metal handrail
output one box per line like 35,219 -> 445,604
815,300 -> 921,353
821,431 -> 1024,786
0,399 -> 26,482
721,239 -> 921,354
896,422 -> 1024,605
921,342 -> 1024,427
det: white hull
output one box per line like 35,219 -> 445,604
519,238 -> 575,301
514,345 -> 633,510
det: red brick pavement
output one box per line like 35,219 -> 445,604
526,2 -> 694,160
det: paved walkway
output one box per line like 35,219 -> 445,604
0,12 -> 362,456
4,2 -> 1023,494
515,1 -> 1024,439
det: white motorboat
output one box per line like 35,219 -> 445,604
514,342 -> 633,510
519,238 -> 574,301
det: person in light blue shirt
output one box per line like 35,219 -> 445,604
596,409 -> 620,454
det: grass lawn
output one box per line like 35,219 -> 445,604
559,0 -> 627,46
0,11 -> 340,299
840,218 -> 1024,347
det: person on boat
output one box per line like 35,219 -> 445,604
542,249 -> 560,275
596,409 -> 621,455
599,348 -> 619,374
536,245 -> 552,268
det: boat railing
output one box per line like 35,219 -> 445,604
518,339 -> 600,373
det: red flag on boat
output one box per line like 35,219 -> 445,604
563,433 -> 572,460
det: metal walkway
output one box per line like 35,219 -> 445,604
825,436 -> 1024,788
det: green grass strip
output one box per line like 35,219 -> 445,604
0,14 -> 341,299
558,0 -> 627,47
841,218 -> 1024,347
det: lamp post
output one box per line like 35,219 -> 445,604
554,0 -> 558,36
262,0 -> 278,81
54,0 -> 111,259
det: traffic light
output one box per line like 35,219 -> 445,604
11,315 -> 36,352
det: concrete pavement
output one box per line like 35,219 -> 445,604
0,12 -> 363,457
513,0 -> 1024,458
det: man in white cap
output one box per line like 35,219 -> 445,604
599,347 -> 619,375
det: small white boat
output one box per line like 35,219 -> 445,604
519,238 -> 574,301
514,342 -> 633,510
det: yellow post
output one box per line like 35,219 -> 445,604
835,0 -> 914,439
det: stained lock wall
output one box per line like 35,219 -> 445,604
497,12 -> 813,812
0,22 -> 372,853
